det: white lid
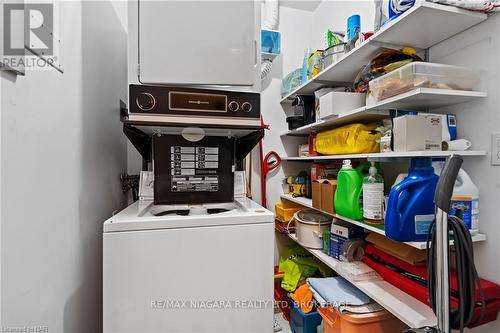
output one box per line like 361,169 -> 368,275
342,159 -> 353,169
369,161 -> 377,176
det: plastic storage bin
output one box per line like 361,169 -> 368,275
315,123 -> 380,155
289,299 -> 323,333
275,201 -> 302,222
317,307 -> 408,333
368,62 -> 481,103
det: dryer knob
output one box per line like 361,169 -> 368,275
241,102 -> 252,113
136,93 -> 156,111
228,101 -> 239,112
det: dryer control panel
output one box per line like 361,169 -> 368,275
129,85 -> 260,120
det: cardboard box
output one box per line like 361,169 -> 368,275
321,179 -> 337,214
311,162 -> 342,181
393,115 -> 442,151
312,180 -> 322,210
330,220 -> 364,260
319,91 -> 365,119
366,233 -> 427,265
312,179 -> 337,213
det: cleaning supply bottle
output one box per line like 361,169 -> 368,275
433,161 -> 479,235
385,158 -> 438,242
334,160 -> 368,220
363,162 -> 385,224
301,48 -> 311,83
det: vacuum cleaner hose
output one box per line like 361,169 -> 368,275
427,215 -> 485,332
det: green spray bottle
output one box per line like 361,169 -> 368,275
334,159 -> 369,220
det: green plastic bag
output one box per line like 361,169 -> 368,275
278,246 -> 332,292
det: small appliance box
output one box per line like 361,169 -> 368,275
318,91 -> 365,119
330,221 -> 364,260
393,115 -> 442,151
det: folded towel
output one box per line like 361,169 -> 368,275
307,282 -> 328,307
307,277 -> 371,307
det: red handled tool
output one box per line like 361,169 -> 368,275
258,117 -> 281,208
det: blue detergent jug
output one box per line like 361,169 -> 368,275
385,158 -> 438,242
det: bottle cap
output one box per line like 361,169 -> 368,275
369,161 -> 377,175
342,159 -> 352,168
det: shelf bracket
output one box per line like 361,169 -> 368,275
235,128 -> 264,168
123,124 -> 152,162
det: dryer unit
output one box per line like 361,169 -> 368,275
128,0 -> 261,91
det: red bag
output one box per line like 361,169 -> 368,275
363,244 -> 500,328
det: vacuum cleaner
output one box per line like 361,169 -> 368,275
405,155 -> 485,333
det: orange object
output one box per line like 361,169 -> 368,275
291,284 -> 314,314
308,134 -> 318,156
317,307 -> 408,333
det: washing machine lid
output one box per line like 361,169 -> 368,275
103,198 -> 273,232
138,0 -> 256,86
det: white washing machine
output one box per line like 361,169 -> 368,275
103,197 -> 274,333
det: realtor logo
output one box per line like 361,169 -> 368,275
3,3 -> 53,56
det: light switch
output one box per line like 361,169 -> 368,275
492,133 -> 500,165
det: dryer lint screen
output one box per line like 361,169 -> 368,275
171,146 -> 219,192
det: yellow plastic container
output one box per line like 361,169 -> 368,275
317,307 -> 408,333
315,123 -> 380,155
275,201 -> 302,222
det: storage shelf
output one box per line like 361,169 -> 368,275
281,89 -> 486,137
281,107 -> 389,137
280,194 -> 487,250
286,232 -> 437,328
279,1 -> 486,103
367,88 -> 487,110
281,150 -> 487,162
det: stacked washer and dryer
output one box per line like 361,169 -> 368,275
103,1 -> 274,332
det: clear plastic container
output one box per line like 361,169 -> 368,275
368,62 -> 481,103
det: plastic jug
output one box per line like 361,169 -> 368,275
433,161 -> 479,235
334,160 -> 368,220
385,158 -> 438,242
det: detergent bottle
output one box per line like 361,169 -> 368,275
334,160 -> 368,220
433,161 -> 479,235
385,158 -> 438,242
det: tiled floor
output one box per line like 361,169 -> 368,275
274,312 -> 292,333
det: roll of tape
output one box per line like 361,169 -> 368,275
341,239 -> 365,262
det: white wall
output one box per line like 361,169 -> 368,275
0,1 -> 127,331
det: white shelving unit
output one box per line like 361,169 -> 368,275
281,107 -> 389,137
367,88 -> 487,110
280,194 -> 487,250
280,1 -> 486,103
275,2 -> 489,330
282,89 -> 487,137
286,233 -> 437,328
281,150 -> 487,162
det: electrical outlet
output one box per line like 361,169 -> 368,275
491,133 -> 500,166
